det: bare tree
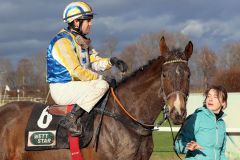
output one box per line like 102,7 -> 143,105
16,58 -> 35,96
119,44 -> 138,73
188,48 -> 204,92
135,31 -> 189,63
33,52 -> 48,97
0,58 -> 13,93
224,42 -> 240,68
212,68 -> 240,92
196,47 -> 217,88
99,36 -> 118,57
216,52 -> 228,70
113,30 -> 191,83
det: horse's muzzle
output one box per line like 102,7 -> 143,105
170,108 -> 186,125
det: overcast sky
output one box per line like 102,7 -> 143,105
0,0 -> 239,64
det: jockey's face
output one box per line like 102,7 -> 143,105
81,19 -> 92,34
73,19 -> 92,35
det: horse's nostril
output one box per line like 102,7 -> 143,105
181,110 -> 187,116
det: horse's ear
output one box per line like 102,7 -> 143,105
160,36 -> 169,57
184,41 -> 193,60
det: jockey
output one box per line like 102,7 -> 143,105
46,1 -> 127,136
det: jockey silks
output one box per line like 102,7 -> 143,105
47,28 -> 111,83
80,49 -> 90,68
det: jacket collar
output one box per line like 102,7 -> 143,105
195,105 -> 225,120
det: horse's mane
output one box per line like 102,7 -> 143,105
118,56 -> 164,86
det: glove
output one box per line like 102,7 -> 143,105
104,76 -> 117,88
110,57 -> 128,72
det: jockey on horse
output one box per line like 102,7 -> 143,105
46,1 -> 127,136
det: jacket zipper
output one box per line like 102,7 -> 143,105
215,119 -> 218,160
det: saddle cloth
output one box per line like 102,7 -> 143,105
25,103 -> 95,151
25,103 -> 69,151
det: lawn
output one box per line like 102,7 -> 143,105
149,114 -> 185,160
150,131 -> 185,160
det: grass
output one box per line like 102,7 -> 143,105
150,131 -> 185,160
149,113 -> 185,160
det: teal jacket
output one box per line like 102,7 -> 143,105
175,106 -> 227,160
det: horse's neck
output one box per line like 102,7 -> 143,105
116,59 -> 165,124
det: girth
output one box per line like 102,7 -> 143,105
93,108 -> 153,136
47,104 -> 153,136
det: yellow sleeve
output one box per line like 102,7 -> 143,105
52,38 -> 98,81
90,54 -> 112,71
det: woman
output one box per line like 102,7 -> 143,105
175,85 -> 228,160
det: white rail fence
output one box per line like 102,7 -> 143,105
0,96 -> 45,106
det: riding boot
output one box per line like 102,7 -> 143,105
59,104 -> 85,136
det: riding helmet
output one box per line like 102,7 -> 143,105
63,1 -> 94,23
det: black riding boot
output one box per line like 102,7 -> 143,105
59,104 -> 85,136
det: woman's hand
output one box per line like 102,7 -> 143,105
186,141 -> 204,151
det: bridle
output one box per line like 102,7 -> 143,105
161,59 -> 189,101
110,58 -> 189,129
155,58 -> 189,127
159,58 -> 189,160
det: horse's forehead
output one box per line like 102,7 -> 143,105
164,63 -> 188,73
166,50 -> 186,60
163,59 -> 189,74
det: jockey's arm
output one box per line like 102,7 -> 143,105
90,49 -> 112,71
52,38 -> 98,81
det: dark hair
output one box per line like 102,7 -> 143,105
203,85 -> 228,109
67,19 -> 84,29
68,21 -> 75,29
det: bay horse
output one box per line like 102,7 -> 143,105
0,37 -> 193,160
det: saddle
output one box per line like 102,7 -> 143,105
25,103 -> 95,151
25,91 -> 109,151
48,104 -> 70,116
48,104 -> 95,147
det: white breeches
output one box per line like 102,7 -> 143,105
49,80 -> 109,112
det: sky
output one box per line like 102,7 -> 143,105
0,0 -> 240,65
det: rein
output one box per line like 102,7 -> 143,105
110,87 -> 182,160
109,58 -> 189,131
110,88 -> 155,129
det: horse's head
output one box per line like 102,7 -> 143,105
159,37 -> 192,125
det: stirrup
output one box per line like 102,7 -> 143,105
59,116 -> 83,137
69,125 -> 83,137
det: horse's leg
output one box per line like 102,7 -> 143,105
81,116 -> 141,160
136,136 -> 154,160
0,104 -> 32,160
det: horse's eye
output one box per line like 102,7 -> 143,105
185,71 -> 190,79
187,72 -> 191,79
162,73 -> 166,78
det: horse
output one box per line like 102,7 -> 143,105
0,37 -> 193,160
